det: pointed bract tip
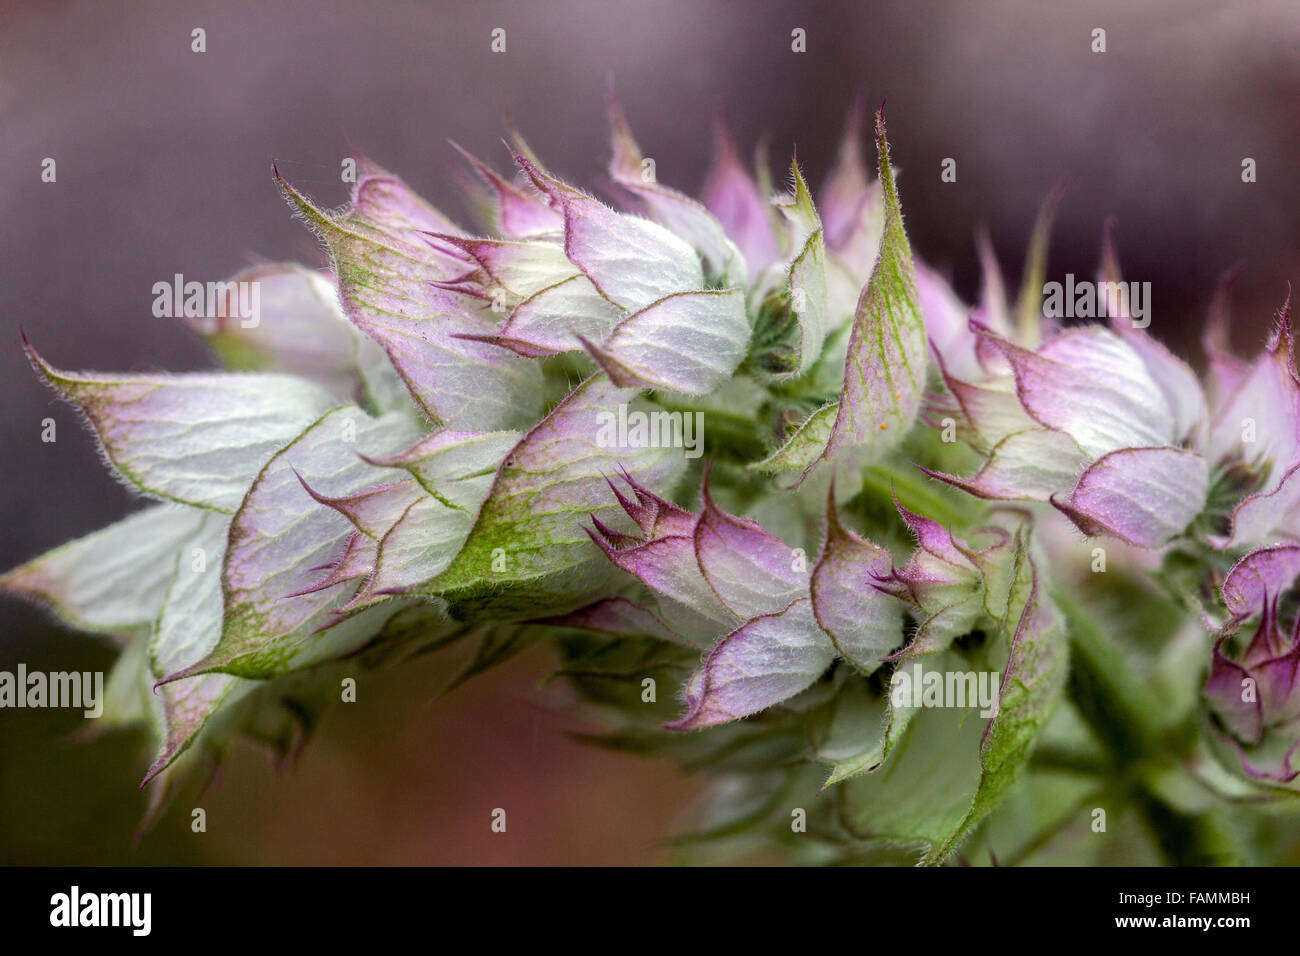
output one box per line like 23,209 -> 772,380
447,138 -> 475,167
1100,215 -> 1118,251
698,458 -> 716,504
139,758 -> 169,789
1098,217 -> 1124,287
290,467 -> 330,507
889,481 -> 937,537
19,333 -> 59,383
1266,289 -> 1295,353
1276,290 -> 1296,369
662,701 -> 710,733
603,471 -> 644,518
822,477 -> 849,538
270,160 -> 298,195
1218,261 -> 1247,289
152,659 -> 207,690
588,514 -> 620,542
583,521 -> 619,556
503,115 -> 546,171
271,163 -> 314,212
708,109 -> 753,182
887,478 -> 904,511
844,93 -> 867,136
509,148 -> 552,194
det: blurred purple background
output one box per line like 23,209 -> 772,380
1,0 -> 1297,863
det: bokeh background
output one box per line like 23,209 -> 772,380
1,0 -> 1298,864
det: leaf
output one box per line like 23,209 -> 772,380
1012,189 -> 1060,348
424,375 -> 687,604
145,513 -> 244,781
472,274 -> 623,358
924,428 -> 1089,501
820,109 -> 927,469
751,110 -> 926,482
827,518 -> 1068,850
276,161 -> 544,430
149,513 -> 229,679
94,631 -> 161,732
450,141 -> 564,239
351,325 -> 424,419
810,679 -> 888,765
1209,307 -> 1300,546
183,263 -> 389,410
1052,445 -> 1208,547
978,325 -> 1177,458
582,288 -> 750,396
516,154 -> 705,313
425,234 -> 578,301
701,115 -> 781,273
750,402 -> 838,474
184,264 -> 349,383
299,429 -> 523,608
606,90 -> 746,286
26,340 -> 338,512
823,628 -> 964,789
667,598 -> 835,730
587,473 -> 740,634
810,502 -> 903,674
781,162 -> 829,377
837,677 -> 988,846
923,546 -> 1068,863
362,429 -> 521,510
363,495 -> 479,599
933,356 -> 1039,451
169,407 -> 426,679
533,596 -> 686,644
0,504 -> 206,636
1221,545 -> 1300,619
693,479 -> 806,618
458,136 -> 750,394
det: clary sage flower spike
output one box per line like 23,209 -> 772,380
6,95 -> 1298,864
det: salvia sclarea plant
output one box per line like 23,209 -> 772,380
7,95 -> 1300,866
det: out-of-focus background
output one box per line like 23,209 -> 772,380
1,0 -> 1297,864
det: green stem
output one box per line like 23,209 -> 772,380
1053,590 -> 1241,866
859,463 -> 980,530
650,397 -> 768,461
1002,785 -> 1108,867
